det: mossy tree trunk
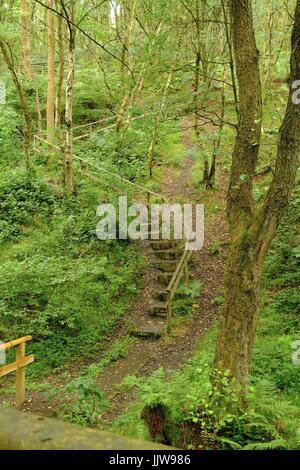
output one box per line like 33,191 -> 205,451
214,0 -> 300,394
0,38 -> 32,170
55,4 -> 65,134
64,0 -> 76,196
21,0 -> 32,80
46,0 -> 55,146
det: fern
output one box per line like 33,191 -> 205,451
243,439 -> 289,450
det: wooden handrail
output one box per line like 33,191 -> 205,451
73,115 -> 115,131
0,336 -> 32,351
0,336 -> 34,406
73,113 -> 152,140
71,154 -> 169,203
166,248 -> 192,333
33,133 -> 169,203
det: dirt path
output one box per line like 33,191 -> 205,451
92,119 -> 228,425
4,118 -> 227,425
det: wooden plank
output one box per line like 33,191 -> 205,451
16,343 -> 25,406
73,133 -> 90,141
73,115 -> 115,130
0,336 -> 32,351
0,355 -> 34,378
72,154 -> 168,202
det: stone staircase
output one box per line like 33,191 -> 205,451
131,223 -> 185,338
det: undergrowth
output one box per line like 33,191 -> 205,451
0,169 -> 145,379
111,187 -> 300,449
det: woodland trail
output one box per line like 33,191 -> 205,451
13,118 -> 228,424
91,118 -> 228,426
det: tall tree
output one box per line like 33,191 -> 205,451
0,35 -> 32,169
214,0 -> 300,393
55,2 -> 65,133
46,0 -> 55,145
63,0 -> 76,196
21,0 -> 32,80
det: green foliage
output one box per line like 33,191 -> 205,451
213,295 -> 224,306
73,67 -> 113,123
0,172 -> 145,377
209,240 -> 220,256
113,363 -> 300,449
263,186 -> 300,288
0,105 -> 23,161
0,169 -> 55,243
173,280 -> 202,316
113,188 -> 300,449
58,378 -> 108,427
86,337 -> 135,378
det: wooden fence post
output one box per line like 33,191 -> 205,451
184,261 -> 189,288
0,336 -> 34,407
15,343 -> 25,406
166,291 -> 172,334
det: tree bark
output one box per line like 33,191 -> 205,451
115,0 -> 137,139
21,0 -> 32,80
0,38 -> 32,169
55,4 -> 65,133
147,46 -> 179,178
214,0 -> 264,390
64,0 -> 76,196
46,0 -> 55,145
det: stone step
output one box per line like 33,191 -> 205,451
148,231 -> 177,241
156,272 -> 174,286
130,324 -> 163,339
149,301 -> 167,317
153,288 -> 168,302
156,260 -> 178,272
154,249 -> 180,260
151,241 -> 179,251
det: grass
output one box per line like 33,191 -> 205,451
85,336 -> 136,379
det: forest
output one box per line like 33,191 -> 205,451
0,0 -> 299,453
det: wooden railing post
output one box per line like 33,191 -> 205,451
184,260 -> 189,288
15,343 -> 25,407
0,336 -> 34,407
166,291 -> 172,334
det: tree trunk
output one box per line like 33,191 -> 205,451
194,0 -> 201,141
21,0 -> 32,80
214,0 -> 263,392
64,2 -> 76,196
115,0 -> 137,141
220,0 -> 238,119
0,38 -> 32,169
206,49 -> 226,189
215,243 -> 262,390
35,87 -> 43,132
55,5 -> 65,133
214,0 -> 300,395
147,45 -> 179,178
46,0 -> 55,145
